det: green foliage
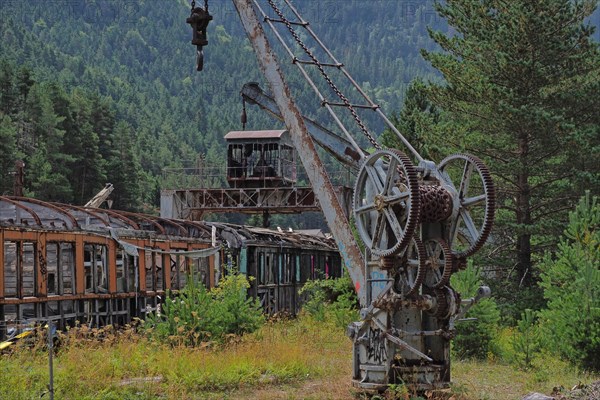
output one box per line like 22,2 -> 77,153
143,271 -> 264,346
380,79 -> 444,162
422,0 -> 600,312
299,275 -> 358,328
511,309 -> 541,369
0,1 -> 448,211
451,262 -> 501,359
538,192 -> 600,371
0,114 -> 18,194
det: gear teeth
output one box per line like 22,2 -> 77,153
438,153 -> 495,258
352,149 -> 421,257
395,236 -> 426,298
423,238 -> 453,289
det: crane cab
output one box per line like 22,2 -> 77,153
225,130 -> 297,188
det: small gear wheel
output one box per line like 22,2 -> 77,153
393,236 -> 426,298
423,238 -> 453,289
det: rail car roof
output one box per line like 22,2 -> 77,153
0,197 -> 337,250
224,129 -> 287,140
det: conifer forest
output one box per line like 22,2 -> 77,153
0,0 -> 599,398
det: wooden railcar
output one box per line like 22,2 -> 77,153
0,196 -> 342,339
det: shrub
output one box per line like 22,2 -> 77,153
511,308 -> 541,369
451,261 -> 501,360
538,192 -> 600,371
299,275 -> 358,328
143,271 -> 264,346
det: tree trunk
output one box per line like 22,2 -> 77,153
516,134 -> 532,287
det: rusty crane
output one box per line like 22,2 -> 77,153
187,0 -> 495,392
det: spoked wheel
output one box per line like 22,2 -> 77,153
438,154 -> 495,258
423,238 -> 453,289
394,236 -> 426,297
353,149 -> 420,257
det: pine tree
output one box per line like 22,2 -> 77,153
422,0 -> 600,303
538,192 -> 600,371
108,121 -> 142,211
380,79 -> 443,162
0,115 -> 18,195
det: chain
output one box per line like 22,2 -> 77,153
191,0 -> 195,12
266,0 -> 380,150
205,0 -> 209,13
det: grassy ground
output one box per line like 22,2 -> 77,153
0,317 -> 597,399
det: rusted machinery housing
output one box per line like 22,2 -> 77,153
0,196 -> 342,340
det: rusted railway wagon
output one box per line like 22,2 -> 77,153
215,224 -> 342,314
0,196 -> 341,339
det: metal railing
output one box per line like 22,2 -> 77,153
161,162 -> 354,189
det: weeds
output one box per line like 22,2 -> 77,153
142,271 -> 264,346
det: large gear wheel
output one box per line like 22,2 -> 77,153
394,236 -> 426,298
438,153 -> 495,258
353,149 -> 420,257
423,238 -> 453,289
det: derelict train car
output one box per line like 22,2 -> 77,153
215,223 -> 341,314
0,196 -> 341,339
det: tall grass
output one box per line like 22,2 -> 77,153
0,315 -> 351,399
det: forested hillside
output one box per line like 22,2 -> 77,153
0,0 -> 447,211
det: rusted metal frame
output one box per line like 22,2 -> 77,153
54,203 -> 111,227
36,232 -> 47,297
240,189 -> 259,206
180,220 -> 212,239
294,59 -> 341,68
148,217 -> 188,237
0,196 -> 42,226
155,241 -> 170,292
16,241 -> 23,299
92,208 -> 140,230
137,240 -> 147,292
0,292 -> 164,305
240,83 -> 362,169
108,239 -> 117,294
109,210 -> 166,235
75,235 -> 85,295
249,0 -> 365,159
321,101 -> 378,110
233,0 -> 366,304
8,196 -> 79,229
281,0 -> 424,162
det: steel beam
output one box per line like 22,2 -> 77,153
232,0 -> 366,304
241,83 -> 362,169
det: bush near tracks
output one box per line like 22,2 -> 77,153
143,270 -> 264,346
299,275 -> 359,329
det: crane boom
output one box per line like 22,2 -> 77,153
241,82 -> 362,170
232,0 -> 367,304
